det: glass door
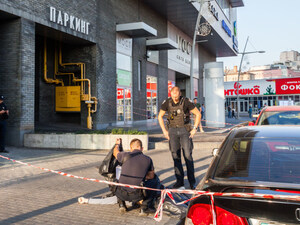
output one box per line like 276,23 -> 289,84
117,87 -> 132,123
146,76 -> 157,120
147,91 -> 157,119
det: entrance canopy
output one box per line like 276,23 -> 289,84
146,38 -> 177,50
116,22 -> 157,38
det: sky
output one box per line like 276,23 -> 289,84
217,0 -> 300,71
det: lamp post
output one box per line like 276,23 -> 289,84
236,36 -> 265,119
189,0 -> 211,100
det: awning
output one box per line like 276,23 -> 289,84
229,0 -> 244,8
146,38 -> 178,50
116,22 -> 157,38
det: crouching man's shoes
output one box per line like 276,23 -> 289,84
118,201 -> 127,214
139,207 -> 156,217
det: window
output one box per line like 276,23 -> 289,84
138,60 -> 141,91
214,137 -> 300,184
216,0 -> 231,20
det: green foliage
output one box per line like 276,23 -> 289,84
35,128 -> 147,135
111,128 -> 147,135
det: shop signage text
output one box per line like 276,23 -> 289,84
208,2 -> 219,21
50,6 -> 90,35
232,21 -> 238,52
225,81 -> 276,96
176,35 -> 192,55
275,78 -> 300,95
232,35 -> 238,52
225,83 -> 260,96
222,20 -> 231,37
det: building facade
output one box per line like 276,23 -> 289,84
280,50 -> 300,70
224,77 -> 300,115
225,64 -> 300,82
0,0 -> 243,146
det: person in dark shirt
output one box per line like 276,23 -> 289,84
113,138 -> 162,216
0,95 -> 9,153
193,98 -> 204,132
158,87 -> 201,190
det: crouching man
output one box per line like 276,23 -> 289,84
113,138 -> 162,216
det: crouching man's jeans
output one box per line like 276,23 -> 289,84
115,175 -> 163,209
168,127 -> 195,186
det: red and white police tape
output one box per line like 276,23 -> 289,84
2,154 -> 300,223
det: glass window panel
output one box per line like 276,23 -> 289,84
117,53 -> 131,71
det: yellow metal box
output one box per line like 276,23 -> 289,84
55,86 -> 81,112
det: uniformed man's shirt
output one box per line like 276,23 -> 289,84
0,102 -> 8,121
117,150 -> 154,192
160,96 -> 195,114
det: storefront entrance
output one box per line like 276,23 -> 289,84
231,99 -> 249,113
146,76 -> 157,120
117,87 -> 132,123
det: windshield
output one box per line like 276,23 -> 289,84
257,111 -> 300,125
214,137 -> 300,184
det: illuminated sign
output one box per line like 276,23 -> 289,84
50,6 -> 90,35
222,20 -> 231,37
232,21 -> 238,52
232,35 -> 238,52
274,78 -> 300,95
224,80 -> 276,96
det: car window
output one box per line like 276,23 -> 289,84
257,111 -> 300,125
214,137 -> 300,184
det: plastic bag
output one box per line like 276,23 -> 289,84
98,144 -> 123,179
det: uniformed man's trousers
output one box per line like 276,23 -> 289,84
168,127 -> 196,187
0,120 -> 6,151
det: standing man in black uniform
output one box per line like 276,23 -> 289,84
0,95 -> 9,153
158,87 -> 201,189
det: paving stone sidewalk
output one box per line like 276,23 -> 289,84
0,145 -> 213,225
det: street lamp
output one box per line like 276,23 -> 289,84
236,36 -> 265,119
189,0 -> 212,100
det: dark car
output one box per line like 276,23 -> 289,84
184,126 -> 300,225
253,106 -> 300,125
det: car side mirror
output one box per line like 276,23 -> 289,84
212,148 -> 219,157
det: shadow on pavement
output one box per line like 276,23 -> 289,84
0,189 -> 108,224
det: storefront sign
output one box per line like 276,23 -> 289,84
168,81 -> 175,97
116,33 -> 132,56
275,78 -> 300,95
50,6 -> 90,35
117,88 -> 131,99
222,20 -> 231,37
224,80 -> 276,96
167,22 -> 199,77
117,69 -> 132,87
177,35 -> 192,56
232,35 -> 238,52
208,2 -> 219,21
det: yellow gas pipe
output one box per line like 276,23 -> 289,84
58,45 -> 97,129
54,47 -> 76,86
43,38 -> 64,86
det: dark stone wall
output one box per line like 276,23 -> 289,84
0,18 -> 35,146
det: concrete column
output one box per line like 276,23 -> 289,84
204,62 -> 225,128
0,18 -> 35,146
